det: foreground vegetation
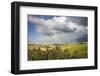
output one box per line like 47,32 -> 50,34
28,43 -> 88,61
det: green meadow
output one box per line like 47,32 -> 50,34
28,43 -> 88,61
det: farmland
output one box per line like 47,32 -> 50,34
28,43 -> 88,61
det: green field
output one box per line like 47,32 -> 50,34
28,43 -> 88,61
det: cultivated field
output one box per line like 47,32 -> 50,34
28,43 -> 88,61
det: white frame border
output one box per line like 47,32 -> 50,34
20,6 -> 95,70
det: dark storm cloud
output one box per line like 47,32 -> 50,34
76,34 -> 88,42
67,16 -> 88,26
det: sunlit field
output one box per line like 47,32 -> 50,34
28,43 -> 88,61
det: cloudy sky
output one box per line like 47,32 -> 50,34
28,15 -> 88,44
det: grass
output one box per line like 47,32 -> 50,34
28,43 -> 88,61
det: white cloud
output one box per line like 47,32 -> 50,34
28,15 -> 88,44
